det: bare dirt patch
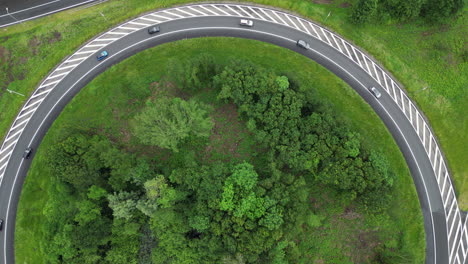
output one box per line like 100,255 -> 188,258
203,103 -> 251,162
312,0 -> 333,4
339,2 -> 351,8
29,36 -> 41,55
148,81 -> 189,101
48,31 -> 62,44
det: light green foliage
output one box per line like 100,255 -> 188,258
107,191 -> 138,220
132,97 -> 214,152
276,76 -> 289,91
87,185 -> 108,200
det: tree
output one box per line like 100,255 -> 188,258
132,97 -> 213,152
107,191 -> 138,220
350,0 -> 378,24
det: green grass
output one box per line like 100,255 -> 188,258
16,37 -> 424,263
1,0 -> 465,208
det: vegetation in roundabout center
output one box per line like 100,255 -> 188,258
15,38 -> 424,263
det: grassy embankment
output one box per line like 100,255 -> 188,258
16,37 -> 424,263
1,0 -> 466,207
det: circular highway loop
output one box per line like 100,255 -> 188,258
0,3 -> 465,264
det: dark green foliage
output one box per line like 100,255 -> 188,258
351,0 -> 464,23
350,0 -> 378,24
166,53 -> 220,91
421,0 -> 464,22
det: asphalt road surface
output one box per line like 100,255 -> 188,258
0,0 -> 99,28
0,15 -> 449,264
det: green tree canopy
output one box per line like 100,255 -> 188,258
132,97 -> 213,152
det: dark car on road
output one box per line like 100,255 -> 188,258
23,147 -> 33,159
0,219 -> 3,231
96,51 -> 108,61
148,26 -> 160,34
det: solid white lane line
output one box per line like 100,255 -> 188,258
0,0 -> 97,28
0,0 -> 60,17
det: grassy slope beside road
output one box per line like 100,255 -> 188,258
0,0 -> 466,207
15,37 -> 425,263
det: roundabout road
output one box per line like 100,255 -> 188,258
0,4 -> 464,264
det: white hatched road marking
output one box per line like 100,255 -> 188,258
198,5 -> 217,16
271,11 -> 288,25
225,5 -> 242,17
210,4 -> 230,16
164,10 -> 186,18
259,8 -> 277,23
139,16 -> 160,23
4,129 -> 24,143
46,70 -> 72,80
309,22 -> 321,40
106,31 -> 128,35
56,64 -> 79,71
0,4 -> 464,263
179,7 -> 198,17
351,46 -> 362,67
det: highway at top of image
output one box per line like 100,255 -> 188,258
0,0 -> 99,28
0,3 -> 464,264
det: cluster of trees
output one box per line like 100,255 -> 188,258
215,61 -> 395,209
350,0 -> 464,23
40,56 -> 405,263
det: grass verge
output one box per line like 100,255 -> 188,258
16,37 -> 425,263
